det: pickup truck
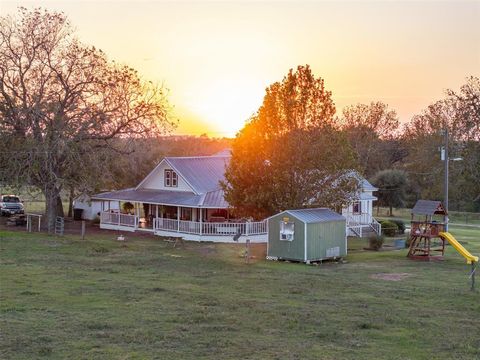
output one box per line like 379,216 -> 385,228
0,195 -> 25,216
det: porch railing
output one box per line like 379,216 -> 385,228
370,217 -> 382,235
100,212 -> 138,228
345,212 -> 381,237
153,218 -> 267,236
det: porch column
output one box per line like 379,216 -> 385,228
177,206 -> 180,232
136,203 -> 140,228
117,202 -> 120,226
199,208 -> 203,235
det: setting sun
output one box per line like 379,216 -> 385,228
186,77 -> 264,137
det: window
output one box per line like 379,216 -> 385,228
164,169 -> 178,187
352,201 -> 361,214
280,221 -> 295,241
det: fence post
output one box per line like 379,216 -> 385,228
471,262 -> 476,292
245,239 -> 251,264
81,220 -> 86,240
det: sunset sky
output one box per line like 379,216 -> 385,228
2,1 -> 479,137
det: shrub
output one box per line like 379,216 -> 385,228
123,202 -> 134,213
391,219 -> 406,234
369,234 -> 385,250
380,220 -> 398,236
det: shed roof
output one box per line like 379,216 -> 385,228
271,208 -> 345,223
411,200 -> 447,216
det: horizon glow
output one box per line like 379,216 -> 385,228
1,1 -> 479,137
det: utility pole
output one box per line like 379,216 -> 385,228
443,128 -> 449,232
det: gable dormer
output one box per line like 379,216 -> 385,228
136,159 -> 194,192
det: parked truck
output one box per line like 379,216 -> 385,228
0,195 -> 25,216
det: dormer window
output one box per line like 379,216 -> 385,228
164,169 -> 178,187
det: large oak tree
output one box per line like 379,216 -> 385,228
222,65 -> 358,219
0,8 -> 175,232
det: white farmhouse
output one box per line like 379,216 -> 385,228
92,152 -> 380,242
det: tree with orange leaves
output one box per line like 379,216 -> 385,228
222,65 -> 358,219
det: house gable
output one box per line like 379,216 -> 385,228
136,159 -> 195,193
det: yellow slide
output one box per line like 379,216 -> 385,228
439,232 -> 478,264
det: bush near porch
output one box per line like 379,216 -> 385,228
0,225 -> 479,359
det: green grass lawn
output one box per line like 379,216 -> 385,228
1,226 -> 479,359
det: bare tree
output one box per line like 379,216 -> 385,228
402,77 -> 480,211
0,8 -> 175,232
338,101 -> 400,177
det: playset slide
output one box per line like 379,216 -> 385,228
439,232 -> 478,264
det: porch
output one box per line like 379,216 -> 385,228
345,212 -> 382,237
99,201 -> 268,243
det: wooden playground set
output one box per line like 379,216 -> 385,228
407,200 -> 448,261
407,200 -> 478,290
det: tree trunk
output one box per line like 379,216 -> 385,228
44,185 -> 61,234
389,204 -> 393,217
57,196 -> 65,218
67,187 -> 74,218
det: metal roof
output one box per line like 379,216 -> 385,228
213,148 -> 232,156
202,189 -> 229,208
91,188 -> 229,208
345,170 -> 378,191
411,200 -> 447,216
165,156 -> 230,194
272,208 -> 346,223
359,193 -> 377,201
361,178 -> 378,191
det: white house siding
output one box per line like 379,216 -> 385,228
138,160 -> 193,192
73,195 -> 103,220
342,200 -> 373,222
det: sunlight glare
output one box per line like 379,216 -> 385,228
187,77 -> 264,137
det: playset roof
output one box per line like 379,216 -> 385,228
411,200 -> 447,216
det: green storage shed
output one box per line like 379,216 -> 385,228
267,208 -> 347,263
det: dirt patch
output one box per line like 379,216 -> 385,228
248,243 -> 267,260
194,246 -> 217,256
370,273 -> 412,281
